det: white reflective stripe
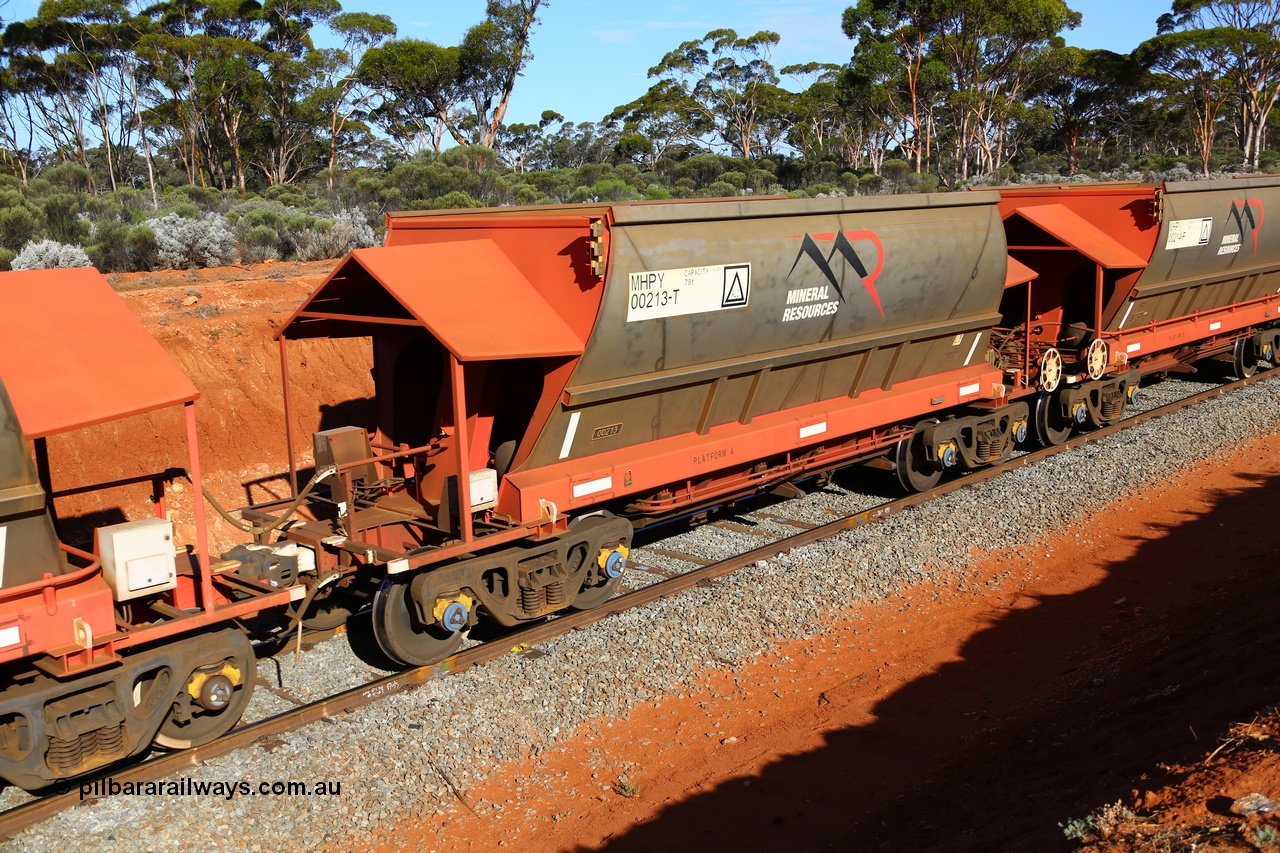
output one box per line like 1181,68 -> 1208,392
959,382 -> 980,397
799,422 -> 827,439
0,626 -> 18,649
573,476 -> 612,499
1209,321 -> 1222,331
963,333 -> 981,366
1118,303 -> 1134,329
0,526 -> 6,587
1126,343 -> 1142,353
559,412 -> 581,460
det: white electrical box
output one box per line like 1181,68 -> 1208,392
99,517 -> 178,601
469,468 -> 498,511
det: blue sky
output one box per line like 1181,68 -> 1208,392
340,0 -> 1173,126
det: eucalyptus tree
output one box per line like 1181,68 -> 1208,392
929,0 -> 1080,179
2,12 -> 98,182
0,57 -> 38,182
315,11 -> 394,184
842,0 -> 952,173
358,1 -> 544,153
358,39 -> 467,152
21,0 -> 140,191
637,28 -> 784,159
1032,47 -> 1142,174
459,0 -> 544,149
136,0 -> 263,189
1139,17 -> 1241,173
606,80 -> 716,167
251,0 -> 339,185
834,59 -> 904,174
1155,0 -> 1280,169
784,61 -> 889,168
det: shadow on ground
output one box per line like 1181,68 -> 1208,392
577,470 -> 1280,852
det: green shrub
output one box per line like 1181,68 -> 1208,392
512,184 -> 543,205
159,200 -> 202,220
677,153 -> 727,185
0,248 -> 15,271
127,225 -> 158,270
88,219 -> 131,271
241,224 -> 281,263
38,192 -> 90,244
0,202 -> 45,251
262,185 -> 310,208
431,190 -> 482,210
705,181 -> 737,197
167,184 -> 219,210
748,169 -> 776,193
41,162 -> 93,193
590,178 -> 637,201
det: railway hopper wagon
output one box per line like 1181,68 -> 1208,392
995,176 -> 1280,443
261,193 -> 1031,667
0,269 -> 303,790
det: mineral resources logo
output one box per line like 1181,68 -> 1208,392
785,231 -> 886,319
1227,199 -> 1264,253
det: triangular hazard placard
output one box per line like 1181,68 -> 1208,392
726,273 -> 745,302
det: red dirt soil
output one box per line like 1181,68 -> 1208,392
42,264 -> 1280,852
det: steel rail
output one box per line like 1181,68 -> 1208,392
0,371 -> 1270,840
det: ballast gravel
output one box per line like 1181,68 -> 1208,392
3,373 -> 1278,852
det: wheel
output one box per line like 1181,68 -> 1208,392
1039,348 -> 1064,392
568,516 -> 625,611
572,567 -> 622,611
1033,392 -> 1072,448
894,423 -> 942,493
1085,339 -> 1109,380
152,632 -> 256,750
372,577 -> 465,667
1232,338 -> 1258,379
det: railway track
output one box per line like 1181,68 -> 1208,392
0,370 -> 1269,840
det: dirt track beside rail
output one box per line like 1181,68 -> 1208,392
46,262 -> 1280,851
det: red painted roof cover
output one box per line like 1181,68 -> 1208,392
1004,256 -> 1038,288
0,268 -> 198,438
1012,204 -> 1148,268
282,241 -> 584,361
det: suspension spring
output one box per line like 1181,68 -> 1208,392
520,586 -> 545,614
45,736 -> 83,774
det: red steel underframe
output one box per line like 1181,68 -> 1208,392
1108,286 -> 1280,364
506,362 -> 1005,523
